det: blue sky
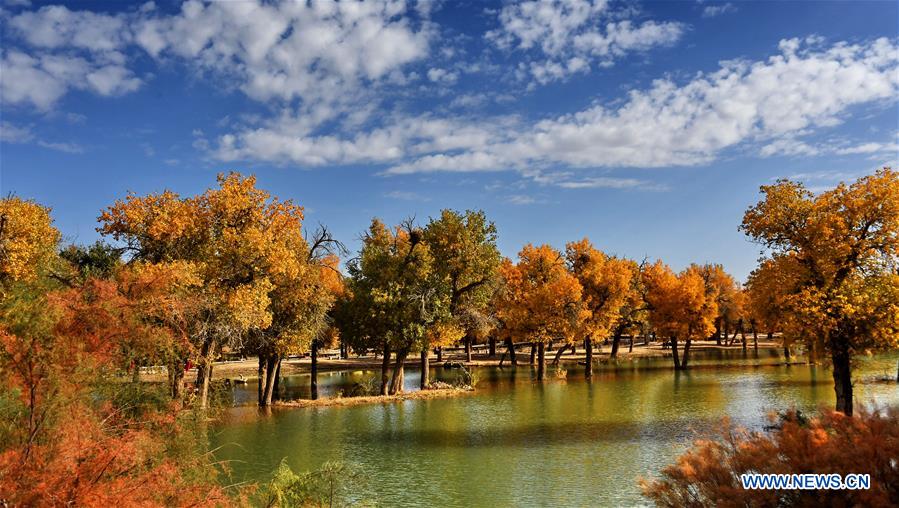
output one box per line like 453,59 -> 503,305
1,0 -> 897,281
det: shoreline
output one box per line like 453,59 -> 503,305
207,345 -> 893,411
144,339 -> 785,383
273,385 -> 476,409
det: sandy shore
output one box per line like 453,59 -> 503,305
273,386 -> 476,409
142,339 -> 782,383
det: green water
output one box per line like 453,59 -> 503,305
211,350 -> 899,507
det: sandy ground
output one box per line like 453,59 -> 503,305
142,339 -> 782,383
274,386 -> 476,408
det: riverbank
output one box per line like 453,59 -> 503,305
141,339 -> 782,382
274,385 -> 475,409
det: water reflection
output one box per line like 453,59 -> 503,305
212,350 -> 899,507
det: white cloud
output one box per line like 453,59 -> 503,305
0,50 -> 140,109
556,176 -> 666,190
387,37 -> 899,174
834,140 -> 898,155
760,138 -> 820,157
486,0 -> 685,84
2,0 -> 431,118
702,3 -> 737,18
524,169 -> 667,190
213,114 -> 509,168
427,67 -> 459,85
0,120 -> 34,142
2,4 -> 140,110
8,5 -> 130,52
761,133 -> 898,158
133,0 -> 432,123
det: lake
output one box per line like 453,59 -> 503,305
210,350 -> 899,507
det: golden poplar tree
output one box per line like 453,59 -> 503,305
741,168 -> 899,415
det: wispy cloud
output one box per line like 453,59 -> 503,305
505,194 -> 539,205
762,134 -> 898,159
555,177 -> 668,191
525,170 -> 668,191
0,121 -> 34,143
384,190 -> 431,202
36,140 -> 83,153
702,2 -> 737,18
1,120 -> 83,153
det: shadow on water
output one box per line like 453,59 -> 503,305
353,417 -> 719,449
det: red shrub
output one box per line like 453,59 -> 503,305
640,407 -> 899,507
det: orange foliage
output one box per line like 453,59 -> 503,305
0,402 -> 228,507
496,244 -> 586,345
641,407 -> 899,507
644,262 -> 717,343
565,238 -> 635,340
0,279 -> 229,506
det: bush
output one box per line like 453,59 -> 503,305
640,407 -> 899,507
260,459 -> 373,507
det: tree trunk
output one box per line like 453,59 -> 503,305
436,347 -> 443,362
584,338 -> 593,379
628,334 -> 634,353
257,356 -> 265,405
272,358 -> 282,401
196,338 -> 216,409
671,336 -> 681,370
784,344 -> 791,362
552,343 -> 572,365
831,339 -> 853,416
465,335 -> 472,363
380,343 -> 391,396
310,342 -> 319,400
389,348 -> 408,395
808,339 -> 818,365
488,337 -> 496,357
262,354 -> 278,406
714,318 -> 722,345
723,320 -> 730,346
506,338 -> 517,366
752,324 -> 759,353
536,341 -> 545,380
610,328 -> 623,359
420,348 -> 429,390
529,343 -> 536,365
740,319 -> 747,351
681,339 -> 692,369
169,357 -> 185,400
